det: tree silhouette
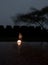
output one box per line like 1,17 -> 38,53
11,6 -> 48,48
11,6 -> 48,29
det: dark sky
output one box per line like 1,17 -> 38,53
0,0 -> 48,27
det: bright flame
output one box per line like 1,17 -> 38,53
17,40 -> 22,46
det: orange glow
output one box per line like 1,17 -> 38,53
18,33 -> 22,40
17,33 -> 22,47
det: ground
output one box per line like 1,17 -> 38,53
0,42 -> 48,65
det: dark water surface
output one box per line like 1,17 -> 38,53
0,42 -> 48,65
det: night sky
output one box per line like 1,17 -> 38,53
0,0 -> 48,27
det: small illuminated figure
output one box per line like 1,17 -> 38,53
17,33 -> 23,54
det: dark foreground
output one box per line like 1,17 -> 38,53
0,42 -> 48,65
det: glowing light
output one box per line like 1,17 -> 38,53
17,33 -> 23,47
17,33 -> 23,54
17,40 -> 22,46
